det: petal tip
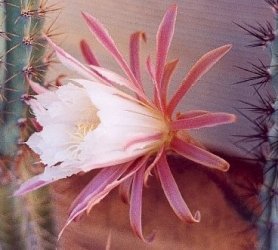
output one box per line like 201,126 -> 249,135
81,11 -> 89,18
138,31 -> 146,42
221,162 -> 230,172
222,44 -> 232,53
194,210 -> 201,223
168,3 -> 178,12
13,179 -> 46,196
231,114 -> 237,122
81,11 -> 94,23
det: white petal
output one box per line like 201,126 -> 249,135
26,133 -> 43,155
26,80 -> 167,177
72,79 -> 152,114
40,124 -> 74,146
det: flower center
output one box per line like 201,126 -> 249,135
67,109 -> 100,158
74,122 -> 98,140
161,117 -> 174,147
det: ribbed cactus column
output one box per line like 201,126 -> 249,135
0,1 -> 57,249
258,4 -> 278,250
0,0 -> 32,155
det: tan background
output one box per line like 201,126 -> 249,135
45,0 -> 269,249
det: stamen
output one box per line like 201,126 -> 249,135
67,114 -> 100,158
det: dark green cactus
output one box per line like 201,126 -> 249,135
236,1 -> 278,249
0,1 -> 57,249
258,10 -> 278,249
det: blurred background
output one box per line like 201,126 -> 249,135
40,0 -> 270,249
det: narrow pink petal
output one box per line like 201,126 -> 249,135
80,39 -> 100,66
105,230 -> 112,250
30,118 -> 43,132
167,44 -> 232,115
157,153 -> 201,223
171,136 -> 230,171
145,55 -> 163,109
146,56 -> 155,81
176,110 -> 209,120
81,12 -> 143,91
119,176 -> 133,204
15,164 -> 87,197
161,59 -> 179,106
71,165 -> 131,215
60,157 -> 149,239
45,36 -> 106,83
89,65 -> 146,99
130,32 -> 146,84
27,77 -> 49,94
123,133 -> 162,150
86,158 -> 147,213
83,159 -> 146,215
130,164 -> 155,242
144,146 -> 164,186
171,112 -> 236,130
155,5 -> 177,87
60,163 -> 131,239
69,165 -> 128,211
14,176 -> 49,196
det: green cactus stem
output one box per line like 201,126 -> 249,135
258,5 -> 278,250
0,1 -> 57,249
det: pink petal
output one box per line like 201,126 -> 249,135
45,36 -> 106,84
89,65 -> 146,99
85,158 -> 147,213
146,56 -> 155,81
161,59 -> 179,107
167,44 -> 232,115
155,5 -> 177,87
69,164 -> 130,213
130,32 -> 146,84
81,12 -> 143,91
118,176 -> 133,204
176,110 -> 209,120
123,132 -> 162,150
60,163 -> 130,239
171,112 -> 236,130
15,164 -> 86,197
30,118 -> 43,132
80,39 -> 100,66
144,146 -> 164,186
105,230 -> 112,250
145,55 -> 163,109
130,164 -> 155,242
60,157 -> 149,239
171,137 -> 230,171
14,176 -> 49,196
157,153 -> 201,223
27,77 -> 49,94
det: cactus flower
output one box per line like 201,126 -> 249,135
15,5 -> 236,241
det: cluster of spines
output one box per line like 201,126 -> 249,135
236,0 -> 278,249
0,1 -> 59,249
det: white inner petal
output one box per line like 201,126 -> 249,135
27,80 -> 169,170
